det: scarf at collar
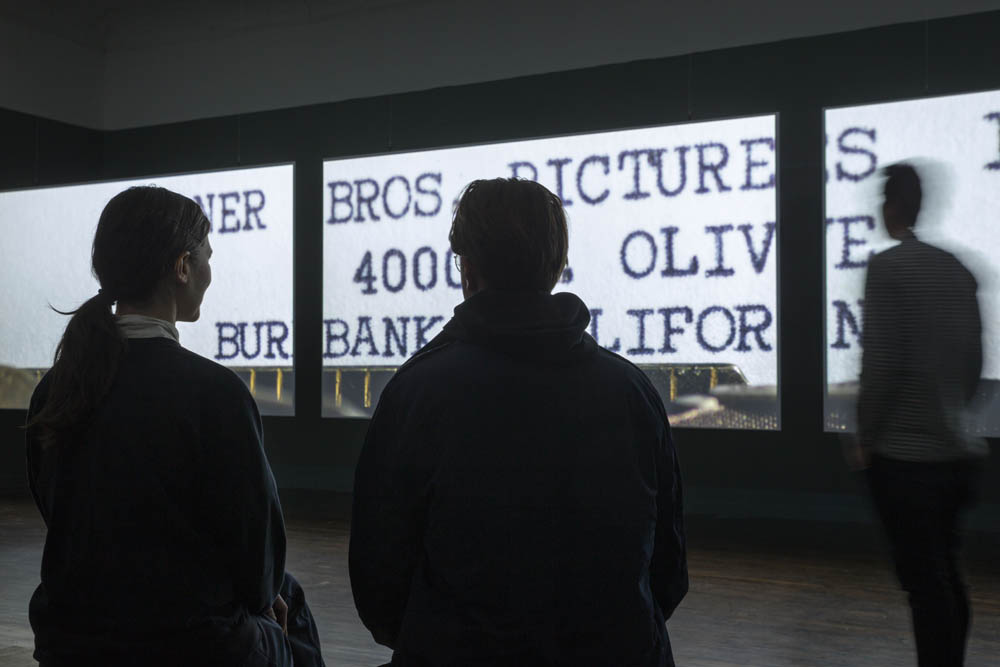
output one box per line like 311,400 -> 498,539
116,314 -> 180,343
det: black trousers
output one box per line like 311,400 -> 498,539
867,455 -> 982,667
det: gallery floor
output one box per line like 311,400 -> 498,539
1,491 -> 998,667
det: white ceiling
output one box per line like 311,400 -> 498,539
2,0 -> 1000,129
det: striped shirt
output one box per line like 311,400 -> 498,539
858,232 -> 985,461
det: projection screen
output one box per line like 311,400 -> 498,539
323,115 -> 779,428
825,89 -> 1000,434
0,164 -> 295,415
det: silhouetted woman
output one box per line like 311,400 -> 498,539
25,186 -> 324,666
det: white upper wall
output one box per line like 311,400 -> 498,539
2,0 -> 1000,130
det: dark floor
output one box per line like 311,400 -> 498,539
1,492 -> 998,666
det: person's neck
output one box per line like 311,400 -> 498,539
115,300 -> 177,325
888,223 -> 916,241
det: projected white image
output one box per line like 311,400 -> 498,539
825,89 -> 1000,434
0,164 -> 295,415
323,116 -> 779,428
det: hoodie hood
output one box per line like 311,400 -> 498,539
442,289 -> 596,363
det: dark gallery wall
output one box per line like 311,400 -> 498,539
2,11 -> 999,524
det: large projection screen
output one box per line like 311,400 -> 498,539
324,115 -> 779,428
0,164 -> 295,415
825,89 -> 1000,434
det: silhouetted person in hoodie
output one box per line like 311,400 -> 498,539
349,178 -> 687,666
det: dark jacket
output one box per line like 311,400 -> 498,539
350,290 -> 687,667
859,234 -> 984,461
25,337 -> 285,666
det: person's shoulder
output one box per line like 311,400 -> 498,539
592,345 -> 668,418
913,241 -> 978,282
929,243 -> 974,275
361,333 -> 460,422
866,246 -> 897,276
874,241 -> 911,265
159,342 -> 254,402
390,332 -> 460,383
872,239 -> 926,273
593,344 -> 644,376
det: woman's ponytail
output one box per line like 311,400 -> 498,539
27,292 -> 126,447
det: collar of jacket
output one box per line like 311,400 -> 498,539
443,289 -> 596,363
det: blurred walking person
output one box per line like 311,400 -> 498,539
857,163 -> 987,667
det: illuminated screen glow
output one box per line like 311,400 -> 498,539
825,89 -> 1000,434
323,116 -> 779,428
0,164 -> 295,415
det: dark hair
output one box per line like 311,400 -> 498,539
449,178 -> 568,291
882,162 -> 923,227
28,186 -> 210,446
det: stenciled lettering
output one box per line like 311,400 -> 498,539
326,181 -> 353,224
827,215 -> 875,269
414,172 -> 442,217
660,227 -> 699,277
382,176 -> 412,219
620,230 -> 657,279
626,308 -> 656,355
704,224 -> 735,277
734,305 -> 772,351
739,222 -> 776,274
696,306 -> 736,352
740,138 -> 775,190
695,143 -> 732,194
218,192 -> 241,233
216,320 -> 292,360
576,155 -> 610,205
242,189 -> 266,230
546,158 -> 574,206
835,127 -> 877,182
658,307 -> 692,353
323,315 -> 444,358
650,146 -> 688,197
618,149 -> 656,201
354,179 -> 380,222
383,317 -> 409,357
324,319 -> 350,358
831,299 -> 863,349
986,112 -> 1000,171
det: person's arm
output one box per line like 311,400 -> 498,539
349,384 -> 429,648
858,257 -> 900,450
202,380 -> 286,614
963,273 -> 983,403
24,375 -> 51,525
649,420 -> 688,620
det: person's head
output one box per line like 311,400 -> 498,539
95,186 -> 213,321
881,162 -> 922,239
28,186 -> 210,445
449,178 -> 568,298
